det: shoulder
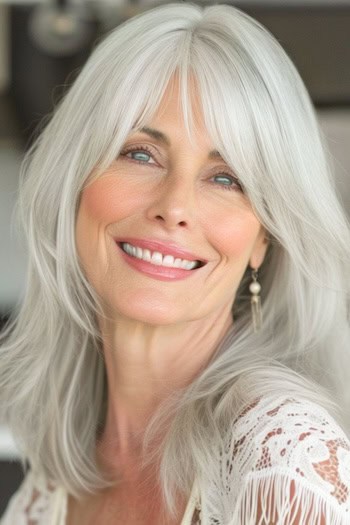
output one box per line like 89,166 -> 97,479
228,394 -> 350,485
222,395 -> 350,523
231,394 -> 350,445
0,470 -> 65,525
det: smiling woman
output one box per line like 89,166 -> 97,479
1,3 -> 350,525
76,76 -> 267,327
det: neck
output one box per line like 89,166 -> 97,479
96,307 -> 233,470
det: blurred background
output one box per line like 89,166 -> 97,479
0,0 -> 349,516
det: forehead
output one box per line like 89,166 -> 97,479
136,73 -> 222,158
154,73 -> 204,124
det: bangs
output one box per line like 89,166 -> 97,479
88,36 -> 263,199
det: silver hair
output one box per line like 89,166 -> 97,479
1,2 -> 350,520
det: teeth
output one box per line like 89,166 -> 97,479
180,261 -> 193,270
127,245 -> 133,255
151,252 -> 163,265
175,259 -> 184,268
121,242 -> 199,270
163,255 -> 182,268
141,248 -> 151,262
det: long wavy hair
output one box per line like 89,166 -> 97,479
1,2 -> 350,520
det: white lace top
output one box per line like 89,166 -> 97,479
2,395 -> 350,524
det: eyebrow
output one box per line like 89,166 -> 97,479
139,126 -> 224,161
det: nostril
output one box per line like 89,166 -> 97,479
155,215 -> 187,227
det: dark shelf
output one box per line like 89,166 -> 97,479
0,461 -> 25,518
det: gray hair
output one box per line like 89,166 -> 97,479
1,2 -> 350,520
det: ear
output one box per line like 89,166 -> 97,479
249,227 -> 270,269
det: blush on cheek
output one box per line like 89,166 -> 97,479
81,174 -> 146,224
214,216 -> 261,257
81,177 -> 122,222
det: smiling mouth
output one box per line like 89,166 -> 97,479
117,242 -> 206,271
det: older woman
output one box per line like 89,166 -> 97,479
1,3 -> 350,524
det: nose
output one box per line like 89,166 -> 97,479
145,174 -> 196,230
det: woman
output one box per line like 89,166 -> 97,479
1,2 -> 350,524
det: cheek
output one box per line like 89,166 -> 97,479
211,211 -> 261,259
80,176 -> 143,224
76,175 -> 147,278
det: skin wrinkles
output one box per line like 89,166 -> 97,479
73,74 -> 268,523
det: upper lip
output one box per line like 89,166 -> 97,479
114,237 -> 208,264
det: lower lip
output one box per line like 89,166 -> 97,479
116,244 -> 203,281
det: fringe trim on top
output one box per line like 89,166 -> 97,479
227,469 -> 350,525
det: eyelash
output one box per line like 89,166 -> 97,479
119,145 -> 243,192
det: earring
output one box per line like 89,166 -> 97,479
249,268 -> 262,332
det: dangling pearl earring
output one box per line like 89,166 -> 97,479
249,268 -> 262,332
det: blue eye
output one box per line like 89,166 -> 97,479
215,175 -> 233,186
120,146 -> 155,164
213,174 -> 242,192
129,151 -> 151,162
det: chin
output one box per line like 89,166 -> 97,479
105,297 -> 183,326
119,311 -> 182,327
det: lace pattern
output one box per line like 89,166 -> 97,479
223,396 -> 350,524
